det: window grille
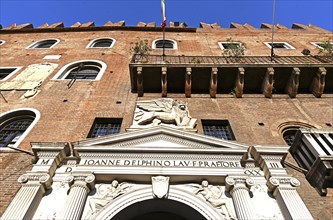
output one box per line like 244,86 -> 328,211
0,118 -> 33,147
29,39 -> 59,49
202,120 -> 235,140
88,118 -> 122,138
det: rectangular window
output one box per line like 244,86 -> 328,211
219,42 -> 242,50
311,42 -> 333,50
264,42 -> 295,49
87,118 -> 122,138
0,67 -> 21,81
202,120 -> 235,140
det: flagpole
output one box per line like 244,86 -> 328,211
161,0 -> 166,62
163,28 -> 165,61
271,0 -> 277,61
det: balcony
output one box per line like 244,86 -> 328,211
129,55 -> 333,98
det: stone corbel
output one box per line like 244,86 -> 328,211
137,67 -> 143,97
267,176 -> 313,220
210,67 -> 218,98
285,67 -> 300,98
161,67 -> 167,97
185,67 -> 192,97
262,67 -> 274,98
152,176 -> 170,199
235,67 -> 245,98
310,67 -> 326,98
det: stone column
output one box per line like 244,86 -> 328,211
268,176 -> 313,220
59,174 -> 95,220
225,176 -> 257,220
1,174 -> 51,220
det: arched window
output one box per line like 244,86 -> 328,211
27,39 -> 60,49
0,40 -> 5,46
87,38 -> 115,48
279,122 -> 315,146
152,39 -> 177,50
52,60 -> 107,81
282,127 -> 300,146
0,108 -> 40,148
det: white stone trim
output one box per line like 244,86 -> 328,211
26,38 -> 60,49
92,186 -> 221,220
0,40 -> 5,45
264,42 -> 295,50
310,41 -> 333,50
0,66 -> 22,81
152,39 -> 178,50
86,38 -> 116,48
51,60 -> 107,81
218,42 -> 243,50
0,108 -> 41,149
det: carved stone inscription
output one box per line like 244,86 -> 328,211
81,159 -> 241,168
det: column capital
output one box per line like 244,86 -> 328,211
64,173 -> 95,191
225,176 -> 254,192
267,176 -> 300,192
18,173 -> 52,189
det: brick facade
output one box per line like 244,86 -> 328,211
0,22 -> 332,219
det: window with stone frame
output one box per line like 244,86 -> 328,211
87,38 -> 115,48
202,120 -> 235,140
264,42 -> 295,50
0,67 -> 21,81
27,39 -> 60,49
87,118 -> 123,138
0,109 -> 39,148
153,39 -> 177,49
52,60 -> 106,81
219,42 -> 242,50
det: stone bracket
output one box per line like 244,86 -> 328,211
235,67 -> 245,98
210,67 -> 218,98
310,67 -> 326,98
285,67 -> 300,98
137,66 -> 143,97
185,67 -> 192,97
161,67 -> 167,97
262,67 -> 274,98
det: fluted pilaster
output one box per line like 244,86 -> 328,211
59,174 -> 95,220
225,176 -> 256,220
1,174 -> 51,220
268,177 -> 313,220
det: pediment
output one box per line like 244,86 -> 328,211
74,126 -> 248,151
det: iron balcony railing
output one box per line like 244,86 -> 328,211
130,54 -> 333,66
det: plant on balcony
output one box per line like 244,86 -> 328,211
221,37 -> 245,57
318,39 -> 333,57
130,39 -> 152,62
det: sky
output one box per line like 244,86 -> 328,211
0,0 -> 332,31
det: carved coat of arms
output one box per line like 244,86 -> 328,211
152,176 -> 170,199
